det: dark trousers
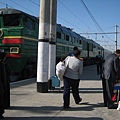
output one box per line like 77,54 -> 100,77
96,63 -> 102,75
102,78 -> 114,108
0,95 -> 4,116
102,78 -> 107,106
0,62 -> 10,114
63,76 -> 81,108
0,63 -> 5,116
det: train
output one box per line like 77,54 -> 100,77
0,8 -> 112,82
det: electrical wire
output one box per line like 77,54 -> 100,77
29,0 -> 40,7
0,1 -> 12,8
58,0 -> 90,33
10,0 -> 37,15
79,0 -> 114,45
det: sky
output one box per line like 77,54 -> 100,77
0,0 -> 120,52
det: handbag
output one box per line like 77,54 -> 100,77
56,56 -> 70,81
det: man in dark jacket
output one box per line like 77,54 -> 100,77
102,49 -> 120,109
95,51 -> 103,75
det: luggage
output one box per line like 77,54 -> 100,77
51,76 -> 60,87
56,56 -> 70,81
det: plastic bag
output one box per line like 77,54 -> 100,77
56,56 -> 70,81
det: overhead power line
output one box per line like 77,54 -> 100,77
29,0 -> 40,6
58,0 -> 91,33
79,0 -> 113,44
80,32 -> 120,34
10,0 -> 37,15
0,1 -> 12,8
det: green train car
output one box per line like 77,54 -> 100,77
0,8 -> 38,81
0,8 -> 111,82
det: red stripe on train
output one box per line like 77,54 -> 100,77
2,38 -> 24,44
6,54 -> 21,58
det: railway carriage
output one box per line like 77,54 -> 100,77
0,8 -> 38,81
0,8 -> 111,81
56,24 -> 82,62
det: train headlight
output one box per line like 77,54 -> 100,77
10,47 -> 19,53
0,29 -> 3,37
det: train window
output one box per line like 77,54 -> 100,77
89,43 -> 93,51
24,18 -> 35,29
79,40 -> 81,44
66,35 -> 69,41
57,32 -> 61,39
3,14 -> 20,27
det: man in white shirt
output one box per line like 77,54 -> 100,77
63,50 -> 83,109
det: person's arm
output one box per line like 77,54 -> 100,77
79,57 -> 84,61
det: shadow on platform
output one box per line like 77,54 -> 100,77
5,116 -> 103,120
5,105 -> 104,120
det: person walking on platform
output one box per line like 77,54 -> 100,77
63,50 -> 83,109
68,46 -> 78,56
102,49 -> 120,109
68,46 -> 83,61
95,51 -> 103,75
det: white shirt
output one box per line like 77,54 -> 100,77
64,56 -> 83,80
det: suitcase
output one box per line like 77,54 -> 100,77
51,76 -> 60,87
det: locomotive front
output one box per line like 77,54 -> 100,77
0,8 -> 38,81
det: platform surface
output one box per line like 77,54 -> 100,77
4,65 -> 120,120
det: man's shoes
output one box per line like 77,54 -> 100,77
104,103 -> 107,107
76,98 -> 82,104
61,86 -> 64,89
108,105 -> 117,109
0,115 -> 4,119
104,104 -> 107,107
63,106 -> 71,110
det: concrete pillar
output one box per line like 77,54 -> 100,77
37,0 -> 50,93
48,0 -> 57,89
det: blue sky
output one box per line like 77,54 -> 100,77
0,0 -> 120,51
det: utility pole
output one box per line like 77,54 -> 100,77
95,33 -> 97,41
37,0 -> 50,93
6,4 -> 8,8
48,0 -> 57,88
115,25 -> 118,50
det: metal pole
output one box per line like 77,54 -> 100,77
48,0 -> 57,89
115,25 -> 118,50
37,0 -> 50,93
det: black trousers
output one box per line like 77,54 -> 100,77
0,63 -> 5,116
63,76 -> 81,108
0,94 -> 4,116
0,62 -> 10,114
102,78 -> 115,108
96,63 -> 102,75
102,78 -> 107,106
